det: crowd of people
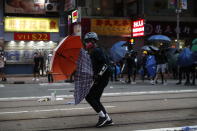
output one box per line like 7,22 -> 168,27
32,51 -> 53,83
109,43 -> 196,86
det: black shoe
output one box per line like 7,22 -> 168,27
184,82 -> 191,86
176,82 -> 181,85
126,81 -> 131,84
2,78 -> 6,82
95,116 -> 108,128
105,119 -> 114,126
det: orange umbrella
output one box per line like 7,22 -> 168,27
50,36 -> 83,81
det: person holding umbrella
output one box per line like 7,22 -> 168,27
84,32 -> 113,127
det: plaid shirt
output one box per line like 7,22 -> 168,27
74,49 -> 93,104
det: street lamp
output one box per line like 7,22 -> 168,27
176,0 -> 181,49
176,9 -> 181,48
176,0 -> 182,48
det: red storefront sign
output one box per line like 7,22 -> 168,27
132,19 -> 145,37
14,33 -> 50,41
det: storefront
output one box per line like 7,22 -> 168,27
145,21 -> 197,48
4,17 -> 60,74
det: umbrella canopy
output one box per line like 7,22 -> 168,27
177,48 -> 194,67
149,45 -> 159,51
141,45 -> 151,51
141,45 -> 159,51
148,35 -> 171,43
192,38 -> 197,45
74,48 -> 93,104
51,36 -> 83,81
110,41 -> 128,62
191,44 -> 197,52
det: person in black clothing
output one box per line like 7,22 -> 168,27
38,52 -> 44,76
125,51 -> 138,84
84,32 -> 113,128
154,48 -> 168,85
176,46 -> 196,86
33,52 -> 40,81
110,61 -> 119,82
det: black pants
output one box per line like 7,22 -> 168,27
127,67 -> 137,82
178,65 -> 196,84
85,71 -> 110,114
47,73 -> 53,83
177,66 -> 184,83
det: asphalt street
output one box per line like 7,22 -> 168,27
0,78 -> 197,131
0,79 -> 196,99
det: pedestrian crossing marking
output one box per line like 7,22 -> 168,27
136,125 -> 197,131
0,89 -> 197,101
0,84 -> 4,88
0,106 -> 116,115
39,83 -> 72,86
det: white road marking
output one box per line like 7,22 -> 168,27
0,106 -> 116,115
0,84 -> 5,88
0,95 -> 73,101
0,90 -> 197,101
103,90 -> 197,97
136,125 -> 197,131
39,83 -> 73,86
48,88 -> 73,91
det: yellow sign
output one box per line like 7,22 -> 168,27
5,17 -> 59,32
91,19 -> 131,36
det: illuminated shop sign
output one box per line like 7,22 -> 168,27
91,19 -> 131,36
5,17 -> 59,32
14,33 -> 50,41
72,10 -> 78,23
132,19 -> 144,37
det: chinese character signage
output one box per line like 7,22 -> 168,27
91,19 -> 131,36
132,19 -> 145,37
14,33 -> 50,41
145,21 -> 197,37
5,0 -> 46,14
5,17 -> 59,32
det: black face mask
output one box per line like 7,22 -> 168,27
85,38 -> 96,43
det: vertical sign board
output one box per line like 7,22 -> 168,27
180,0 -> 187,9
132,19 -> 145,37
72,10 -> 78,23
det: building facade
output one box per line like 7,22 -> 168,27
80,0 -> 197,49
1,0 -> 197,74
1,0 -> 68,74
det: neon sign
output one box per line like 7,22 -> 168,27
132,19 -> 144,37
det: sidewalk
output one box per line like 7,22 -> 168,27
1,74 -> 75,84
1,75 -> 196,85
1,76 -> 49,84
